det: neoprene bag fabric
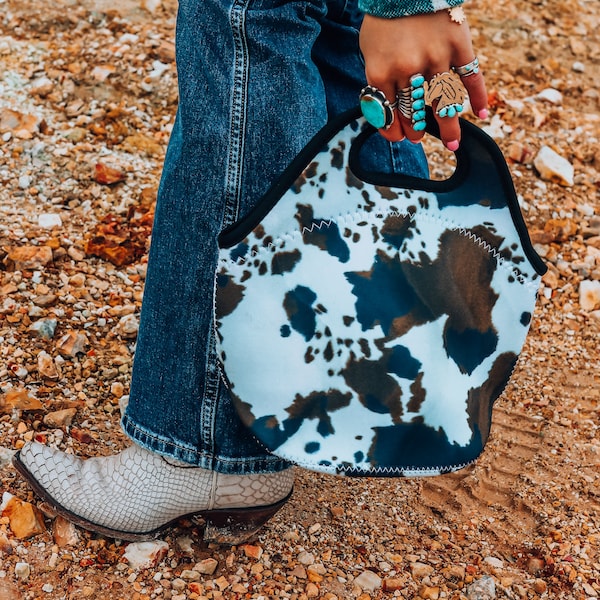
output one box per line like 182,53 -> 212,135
214,107 -> 546,477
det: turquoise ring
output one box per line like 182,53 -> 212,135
396,73 -> 427,132
359,86 -> 397,130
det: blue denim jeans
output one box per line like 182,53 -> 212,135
121,0 -> 428,474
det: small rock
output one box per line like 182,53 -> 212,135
533,578 -> 547,594
123,541 -> 169,569
114,313 -> 139,339
290,565 -> 307,579
535,88 -> 563,104
180,569 -> 200,581
94,162 -> 127,185
383,578 -> 404,592
534,146 -> 574,187
579,280 -> 600,311
0,447 -> 15,469
354,570 -> 382,591
28,318 -> 58,340
56,331 -> 89,357
30,76 -> 54,97
242,544 -> 263,560
305,582 -> 319,598
0,389 -> 43,413
53,516 -> 80,547
43,408 -> 77,428
194,557 -> 218,575
298,550 -> 316,565
37,350 -> 60,380
33,294 -> 58,307
411,561 -> 434,579
526,556 -> 545,575
483,556 -> 504,569
465,575 -> 496,599
1,493 -> 46,539
67,246 -> 86,261
15,561 -> 31,581
419,586 -> 440,600
5,245 -> 53,271
38,214 -> 62,229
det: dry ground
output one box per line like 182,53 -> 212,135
0,0 -> 598,599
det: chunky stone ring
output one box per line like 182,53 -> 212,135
424,71 -> 466,118
396,74 -> 427,132
359,85 -> 397,130
452,56 -> 480,78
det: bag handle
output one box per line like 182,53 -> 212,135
219,106 -> 545,276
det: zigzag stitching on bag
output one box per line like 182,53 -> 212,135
271,447 -> 477,477
220,207 -> 539,288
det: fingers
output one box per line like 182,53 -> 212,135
459,70 -> 488,119
359,12 -> 489,151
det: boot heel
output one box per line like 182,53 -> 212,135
202,492 -> 291,545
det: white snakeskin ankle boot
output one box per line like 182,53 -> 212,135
13,442 -> 293,544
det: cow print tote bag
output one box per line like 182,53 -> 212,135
214,107 -> 546,477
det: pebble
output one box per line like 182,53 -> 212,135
1,493 -> 46,539
411,561 -> 434,579
53,516 -> 80,547
466,575 -> 496,599
5,246 -> 54,271
43,408 -> 78,428
14,561 -> 31,581
38,213 -> 62,229
123,541 -> 169,569
298,550 -> 316,566
56,331 -> 89,357
535,88 -> 563,104
37,350 -> 60,380
354,570 -> 382,591
533,146 -> 575,187
28,318 -> 58,340
579,280 -> 600,311
114,313 -> 140,338
194,558 -> 218,575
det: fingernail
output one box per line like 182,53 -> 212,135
478,108 -> 489,119
447,140 -> 460,152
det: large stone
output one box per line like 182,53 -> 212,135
5,245 -> 53,271
533,146 -> 574,187
1,493 -> 46,539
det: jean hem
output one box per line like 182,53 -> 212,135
121,414 -> 292,475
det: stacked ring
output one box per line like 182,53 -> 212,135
424,71 -> 466,118
359,85 -> 397,130
397,74 -> 426,132
453,57 -> 480,77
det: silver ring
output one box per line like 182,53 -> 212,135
359,85 -> 397,130
452,57 -> 480,77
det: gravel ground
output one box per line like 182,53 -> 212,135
0,0 -> 598,599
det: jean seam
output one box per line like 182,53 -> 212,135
223,0 -> 251,229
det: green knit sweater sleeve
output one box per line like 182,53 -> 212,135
358,0 -> 465,19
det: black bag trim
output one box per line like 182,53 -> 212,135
218,107 -> 546,276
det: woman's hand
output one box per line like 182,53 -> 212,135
359,10 -> 488,149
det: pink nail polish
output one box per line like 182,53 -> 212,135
447,140 -> 460,152
478,108 -> 489,119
